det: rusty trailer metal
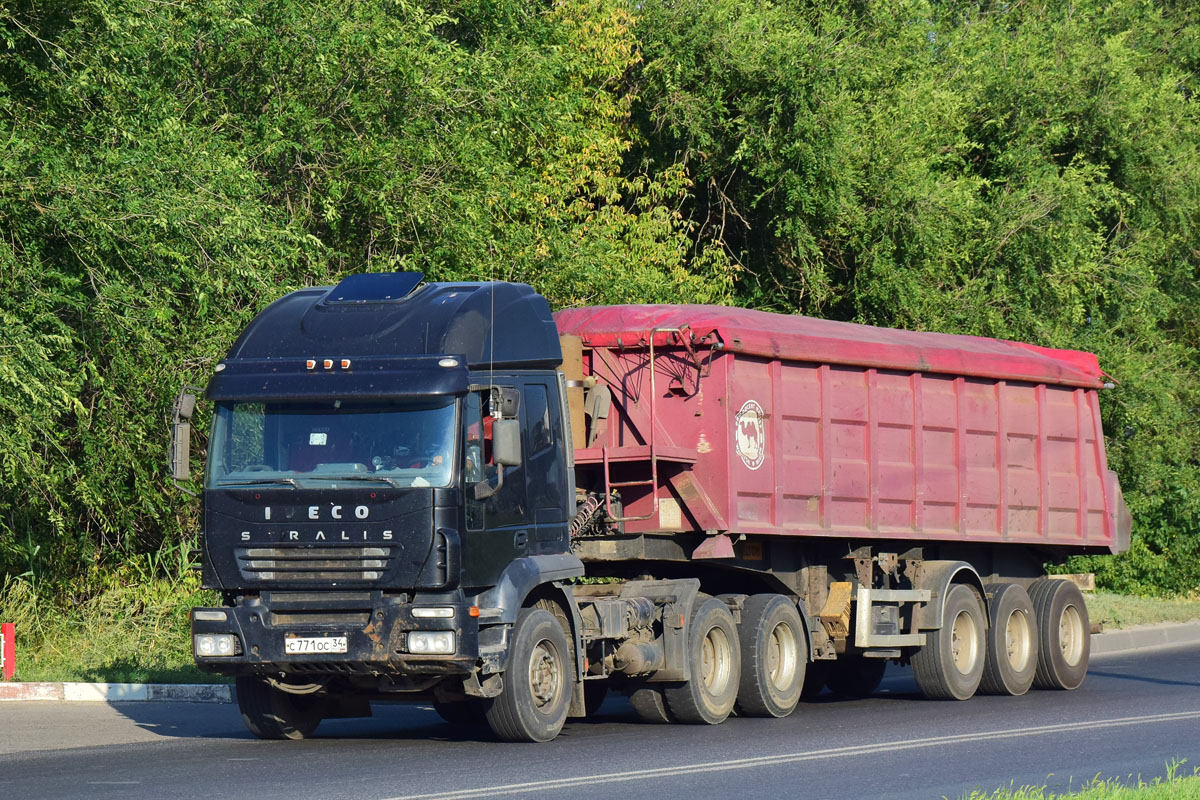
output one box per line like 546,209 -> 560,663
555,305 -> 1131,555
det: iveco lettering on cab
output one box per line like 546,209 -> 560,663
170,272 -> 1130,742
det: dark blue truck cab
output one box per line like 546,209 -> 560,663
183,275 -> 588,740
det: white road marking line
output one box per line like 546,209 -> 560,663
87,781 -> 141,785
386,710 -> 1200,800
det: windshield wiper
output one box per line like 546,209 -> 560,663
310,474 -> 405,488
214,477 -> 301,489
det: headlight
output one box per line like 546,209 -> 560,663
194,634 -> 242,657
408,631 -> 455,655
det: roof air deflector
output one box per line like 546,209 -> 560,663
325,272 -> 424,304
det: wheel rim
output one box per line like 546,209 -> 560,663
1004,608 -> 1032,672
701,625 -> 733,695
950,609 -> 980,674
766,621 -> 799,692
1059,604 -> 1085,667
529,638 -> 561,709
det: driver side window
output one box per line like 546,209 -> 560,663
464,392 -> 486,530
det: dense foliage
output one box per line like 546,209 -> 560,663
1,0 -> 1197,595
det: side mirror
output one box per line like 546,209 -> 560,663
170,387 -> 200,492
171,419 -> 192,481
473,419 -> 522,500
491,419 -> 522,466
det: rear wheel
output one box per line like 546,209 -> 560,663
735,594 -> 806,718
912,583 -> 986,700
979,583 -> 1038,696
235,676 -> 325,740
825,656 -> 887,698
629,685 -> 675,724
485,608 -> 572,742
1029,578 -> 1090,690
663,597 -> 741,724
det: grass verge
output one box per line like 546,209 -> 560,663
0,558 -> 225,684
1085,590 -> 1200,630
959,764 -> 1200,799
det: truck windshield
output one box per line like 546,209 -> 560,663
207,399 -> 457,489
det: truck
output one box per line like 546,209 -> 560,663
171,272 -> 1131,742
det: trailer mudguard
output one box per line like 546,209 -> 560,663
915,561 -> 987,631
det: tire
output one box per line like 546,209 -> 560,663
1029,578 -> 1090,690
485,607 -> 573,742
979,583 -> 1038,696
433,699 -> 486,725
735,594 -> 806,718
235,676 -> 325,740
663,597 -> 741,724
583,682 -> 609,716
912,583 -> 986,701
629,685 -> 675,724
825,657 -> 887,698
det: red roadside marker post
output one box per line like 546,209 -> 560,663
1,623 -> 14,681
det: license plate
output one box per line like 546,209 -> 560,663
284,635 -> 348,655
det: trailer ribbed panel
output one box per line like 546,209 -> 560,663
558,305 -> 1128,554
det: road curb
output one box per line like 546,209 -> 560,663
0,622 -> 1197,702
0,682 -> 232,703
1090,620 -> 1200,655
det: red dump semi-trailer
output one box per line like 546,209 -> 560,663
182,277 -> 1131,743
554,304 -> 1129,715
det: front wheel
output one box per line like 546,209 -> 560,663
1029,578 -> 1090,690
912,583 -> 986,700
485,608 -> 573,742
235,677 -> 325,740
663,598 -> 741,724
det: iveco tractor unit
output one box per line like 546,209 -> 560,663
171,272 -> 1130,742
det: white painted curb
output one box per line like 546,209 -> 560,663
0,682 -> 232,703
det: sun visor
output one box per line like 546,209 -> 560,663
206,356 -> 470,402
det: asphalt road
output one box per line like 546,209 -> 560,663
2,643 -> 1198,800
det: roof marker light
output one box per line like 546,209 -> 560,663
306,359 -> 316,370
341,358 -> 351,369
323,359 -> 334,370
214,363 -> 226,373
438,357 -> 459,368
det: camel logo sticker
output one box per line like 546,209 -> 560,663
734,399 -> 766,470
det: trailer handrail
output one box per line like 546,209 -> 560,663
602,327 -> 685,523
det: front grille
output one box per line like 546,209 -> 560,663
270,611 -> 371,627
236,546 -> 393,583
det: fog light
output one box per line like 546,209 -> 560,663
408,631 -> 455,655
411,607 -> 454,619
194,634 -> 241,657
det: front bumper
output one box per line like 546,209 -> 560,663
191,591 -> 479,677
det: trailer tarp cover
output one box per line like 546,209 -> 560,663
554,305 -> 1106,388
